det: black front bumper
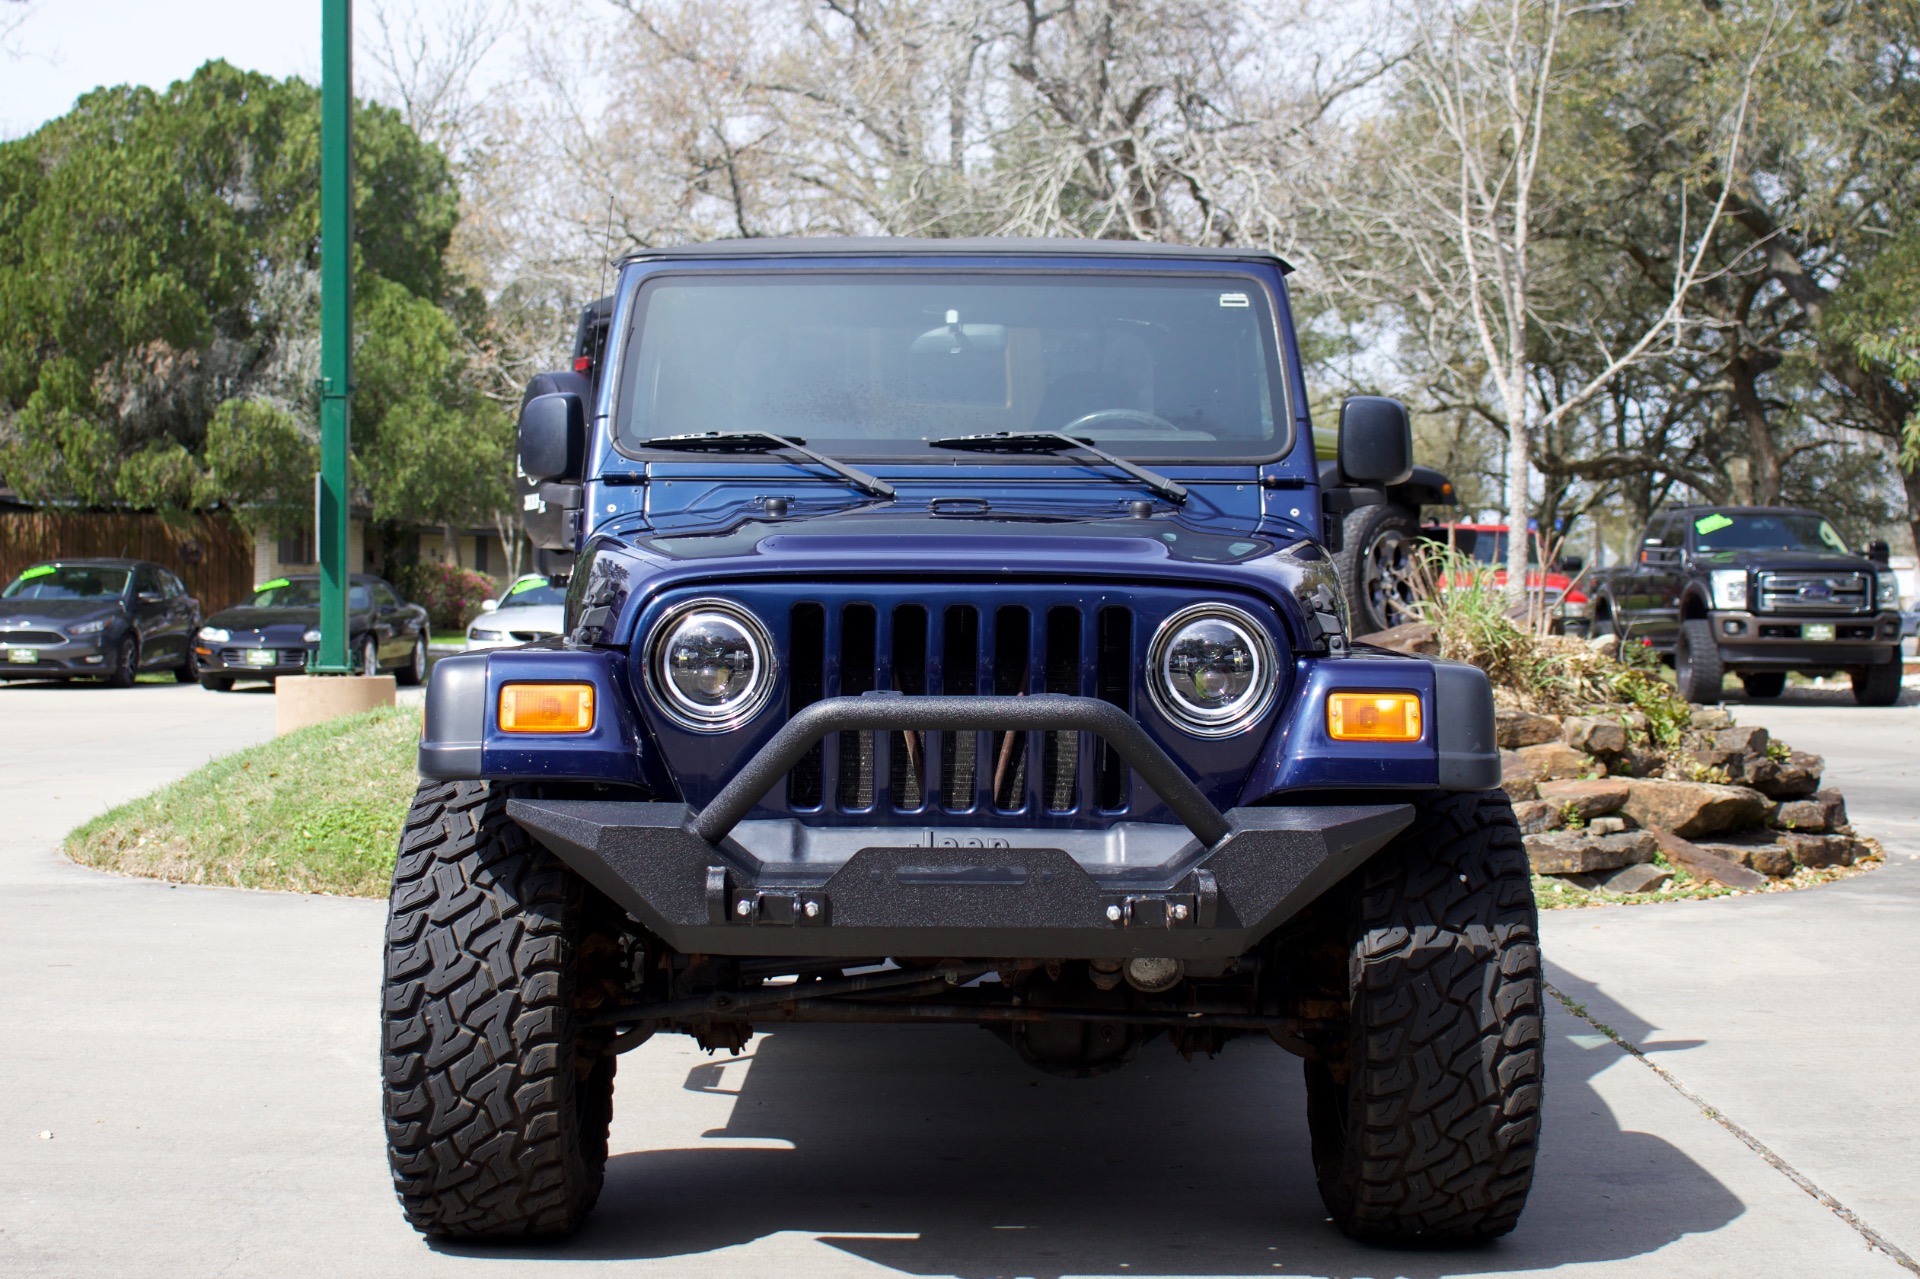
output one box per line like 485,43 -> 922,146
505,694 -> 1417,960
1708,608 -> 1902,670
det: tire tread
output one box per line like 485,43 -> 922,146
381,779 -> 613,1239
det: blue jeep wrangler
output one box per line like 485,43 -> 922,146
384,239 -> 1539,1245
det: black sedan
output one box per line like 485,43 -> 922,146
0,559 -> 201,687
194,573 -> 430,690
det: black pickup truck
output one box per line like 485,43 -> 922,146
1590,505 -> 1904,705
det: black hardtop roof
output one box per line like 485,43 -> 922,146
620,236 -> 1293,273
22,557 -> 150,569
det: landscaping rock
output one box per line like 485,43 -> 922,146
1689,707 -> 1736,730
1500,776 -> 1540,802
1512,741 -> 1598,781
1753,750 -> 1823,799
1353,621 -> 1439,655
1776,831 -> 1864,870
1588,815 -> 1629,835
1497,708 -> 1565,749
1536,778 -> 1631,820
1696,841 -> 1797,879
1563,715 -> 1630,756
1651,830 -> 1767,889
1621,779 -> 1771,838
1525,830 -> 1657,875
1511,799 -> 1563,834
1569,863 -> 1673,895
1714,725 -> 1769,757
1773,789 -> 1848,834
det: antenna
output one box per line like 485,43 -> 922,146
596,194 -> 615,302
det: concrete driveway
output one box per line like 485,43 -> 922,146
2,677 -> 1916,1277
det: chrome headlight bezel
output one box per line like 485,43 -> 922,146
645,597 -> 778,732
1145,602 -> 1280,738
1709,569 -> 1748,611
1876,573 -> 1899,608
66,618 -> 110,637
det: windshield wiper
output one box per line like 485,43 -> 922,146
639,431 -> 895,499
927,432 -> 1187,504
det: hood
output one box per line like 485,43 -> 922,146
1695,549 -> 1879,574
630,506 -> 1281,569
0,597 -> 125,624
202,604 -> 372,639
473,603 -> 565,633
572,501 -> 1349,656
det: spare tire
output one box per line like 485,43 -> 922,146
1336,504 -> 1422,635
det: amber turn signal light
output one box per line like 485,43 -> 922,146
1327,691 -> 1422,742
499,683 -> 595,733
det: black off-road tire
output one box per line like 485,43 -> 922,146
1740,671 -> 1786,700
1336,504 -> 1422,635
1674,618 -> 1724,704
1851,660 -> 1903,707
382,780 -> 618,1239
1304,790 -> 1543,1245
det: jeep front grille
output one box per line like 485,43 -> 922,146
1755,572 -> 1870,614
785,600 -> 1134,817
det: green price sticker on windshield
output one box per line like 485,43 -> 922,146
19,564 -> 56,581
1694,513 -> 1734,535
255,578 -> 290,592
508,577 -> 543,596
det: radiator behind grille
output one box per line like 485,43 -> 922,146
785,599 -> 1133,816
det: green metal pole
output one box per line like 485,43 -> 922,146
315,0 -> 353,673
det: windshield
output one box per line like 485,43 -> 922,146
3,564 -> 130,600
500,578 -> 566,608
616,273 -> 1285,461
249,580 -> 371,609
1691,512 -> 1848,555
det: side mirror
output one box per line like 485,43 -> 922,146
1558,555 -> 1585,576
1337,396 -> 1414,486
1868,539 -> 1891,565
480,599 -> 498,613
519,392 -> 587,483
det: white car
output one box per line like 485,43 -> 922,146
465,575 -> 567,650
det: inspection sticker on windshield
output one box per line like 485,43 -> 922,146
1694,513 -> 1734,535
1219,291 -> 1250,308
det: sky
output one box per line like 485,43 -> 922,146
0,1 -> 487,140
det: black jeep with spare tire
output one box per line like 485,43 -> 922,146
382,237 -> 1540,1247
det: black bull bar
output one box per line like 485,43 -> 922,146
507,694 -> 1414,960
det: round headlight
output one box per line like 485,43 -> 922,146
647,599 -> 776,730
1147,604 -> 1278,736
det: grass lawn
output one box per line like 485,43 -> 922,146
66,705 -> 420,897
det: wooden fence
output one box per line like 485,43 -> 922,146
0,510 -> 256,613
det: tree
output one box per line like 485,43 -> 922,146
0,60 -> 500,553
1328,0 -> 1756,601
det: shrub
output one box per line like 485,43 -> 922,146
392,559 -> 497,633
1410,545 -> 1691,741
